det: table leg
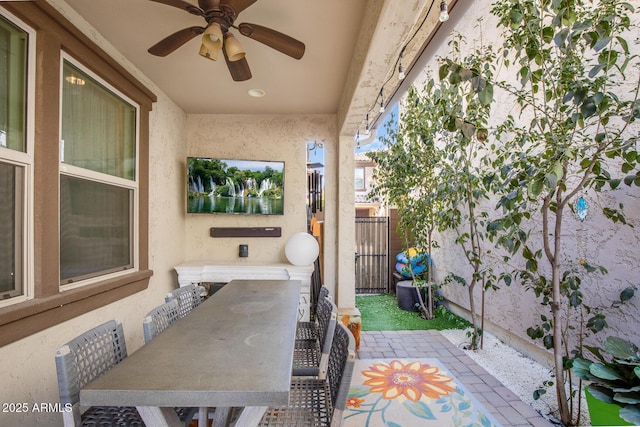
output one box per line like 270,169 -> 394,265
234,406 -> 267,427
136,406 -> 182,427
212,407 -> 230,427
199,407 -> 209,425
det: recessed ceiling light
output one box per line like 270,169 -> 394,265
248,89 -> 265,98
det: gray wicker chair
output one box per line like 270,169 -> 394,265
55,319 -> 195,427
142,301 -> 201,424
142,299 -> 180,343
296,286 -> 330,340
258,322 -> 356,427
292,297 -> 337,379
164,284 -> 205,318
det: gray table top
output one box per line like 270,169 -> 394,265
80,279 -> 302,408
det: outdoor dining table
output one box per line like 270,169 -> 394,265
80,279 -> 302,427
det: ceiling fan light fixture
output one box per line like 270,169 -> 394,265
224,33 -> 246,62
199,43 -> 218,61
202,22 -> 223,53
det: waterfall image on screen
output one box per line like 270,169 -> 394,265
187,157 -> 284,215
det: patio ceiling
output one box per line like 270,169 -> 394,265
59,0 -> 460,138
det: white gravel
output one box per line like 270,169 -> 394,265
439,328 -> 591,426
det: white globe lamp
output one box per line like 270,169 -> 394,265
285,232 -> 319,266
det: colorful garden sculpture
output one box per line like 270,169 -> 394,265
395,248 -> 430,278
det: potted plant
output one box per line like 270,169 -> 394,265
394,247 -> 431,313
573,336 -> 640,426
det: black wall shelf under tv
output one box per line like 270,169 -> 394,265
209,227 -> 282,238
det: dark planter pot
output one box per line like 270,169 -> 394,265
585,386 -> 633,426
396,280 -> 426,312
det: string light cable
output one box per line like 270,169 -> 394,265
358,0 -> 440,138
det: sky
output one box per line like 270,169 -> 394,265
354,103 -> 398,154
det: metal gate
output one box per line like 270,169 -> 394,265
355,216 -> 389,294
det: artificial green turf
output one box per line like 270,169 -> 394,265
356,293 -> 471,331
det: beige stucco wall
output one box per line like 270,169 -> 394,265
0,91 -> 189,427
410,1 -> 640,362
183,114 -> 337,264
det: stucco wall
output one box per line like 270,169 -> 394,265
183,114 -> 337,263
412,1 -> 640,362
0,1 -> 190,424
0,92 -> 189,427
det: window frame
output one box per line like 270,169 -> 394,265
355,167 -> 366,191
0,1 -> 156,347
58,54 -> 140,290
0,7 -> 35,309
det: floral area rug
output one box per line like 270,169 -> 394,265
343,358 -> 503,427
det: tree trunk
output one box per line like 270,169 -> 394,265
551,201 -> 570,424
468,279 -> 479,349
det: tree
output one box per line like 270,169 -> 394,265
486,1 -> 640,424
368,83 -> 445,319
436,34 -> 498,350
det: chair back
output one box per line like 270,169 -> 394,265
327,323 -> 356,426
316,297 -> 337,348
315,298 -> 338,379
318,286 -> 330,304
165,284 -> 203,318
55,319 -> 128,425
143,299 -> 180,343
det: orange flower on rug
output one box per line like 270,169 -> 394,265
344,358 -> 503,427
361,360 -> 457,402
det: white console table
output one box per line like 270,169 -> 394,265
174,261 -> 314,321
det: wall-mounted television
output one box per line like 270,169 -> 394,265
187,157 -> 285,215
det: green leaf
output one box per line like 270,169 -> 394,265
528,179 -> 543,196
478,82 -> 494,105
439,63 -> 450,80
620,287 -> 635,303
542,26 -> 554,43
590,363 -> 625,381
620,406 -> 640,425
573,358 -> 594,380
544,172 -> 558,188
581,99 -> 598,117
593,36 -> 612,52
605,336 -> 639,360
554,27 -> 570,47
610,178 -> 622,189
589,63 -> 605,78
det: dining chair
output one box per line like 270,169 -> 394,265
258,322 -> 356,427
164,284 -> 205,318
292,296 -> 337,379
55,319 -> 195,427
142,300 -> 202,425
296,285 -> 330,341
142,299 -> 180,343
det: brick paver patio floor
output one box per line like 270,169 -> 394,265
356,330 -> 556,427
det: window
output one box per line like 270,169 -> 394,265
355,167 -> 365,190
60,59 -> 138,285
0,1 -> 156,346
0,11 -> 31,303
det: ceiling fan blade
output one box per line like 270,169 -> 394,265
223,48 -> 252,81
148,27 -> 205,57
148,0 -> 204,16
238,23 -> 305,59
223,0 -> 258,14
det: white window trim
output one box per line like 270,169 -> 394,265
0,6 -> 35,309
58,52 -> 140,292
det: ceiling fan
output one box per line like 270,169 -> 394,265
147,0 -> 305,81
